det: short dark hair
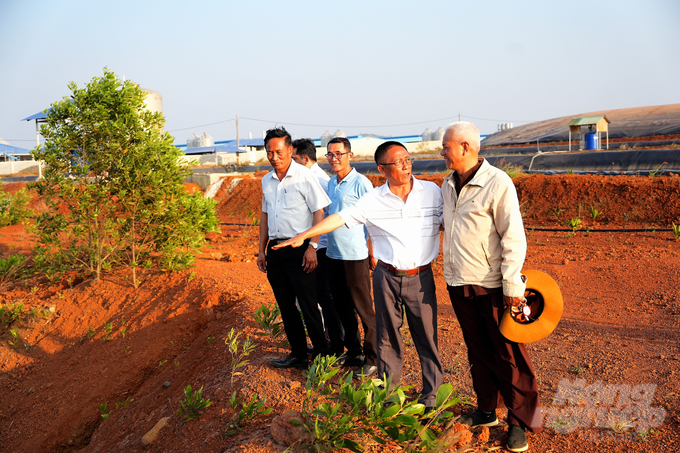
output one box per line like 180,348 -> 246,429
264,127 -> 292,148
327,137 -> 351,152
292,138 -> 317,162
375,141 -> 407,165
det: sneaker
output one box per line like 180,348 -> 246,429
457,409 -> 498,427
506,425 -> 528,452
359,364 -> 378,378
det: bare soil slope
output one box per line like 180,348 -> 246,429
0,174 -> 679,452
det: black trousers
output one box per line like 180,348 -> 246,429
327,257 -> 377,365
266,241 -> 330,359
316,248 -> 344,355
447,287 -> 542,433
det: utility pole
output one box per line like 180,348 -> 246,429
236,115 -> 240,148
458,113 -> 461,122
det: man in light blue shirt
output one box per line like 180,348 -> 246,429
292,138 -> 343,357
325,137 -> 378,377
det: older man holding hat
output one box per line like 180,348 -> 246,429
440,122 -> 541,452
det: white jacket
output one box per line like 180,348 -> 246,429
442,159 -> 526,297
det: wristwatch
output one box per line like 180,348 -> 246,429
309,241 -> 319,250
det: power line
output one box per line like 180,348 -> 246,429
167,118 -> 235,132
462,115 -> 535,123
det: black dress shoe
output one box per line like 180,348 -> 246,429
506,425 -> 528,452
458,409 -> 498,427
270,355 -> 308,369
343,354 -> 366,367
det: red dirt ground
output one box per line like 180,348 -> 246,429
0,173 -> 679,453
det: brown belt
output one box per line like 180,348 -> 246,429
378,260 -> 431,276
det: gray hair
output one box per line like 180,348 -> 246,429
445,122 -> 480,152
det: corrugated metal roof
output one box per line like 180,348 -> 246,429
21,111 -> 48,121
567,115 -> 610,126
0,143 -> 31,155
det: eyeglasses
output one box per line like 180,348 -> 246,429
325,151 -> 351,161
380,157 -> 414,168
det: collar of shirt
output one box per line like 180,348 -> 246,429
378,175 -> 424,199
269,159 -> 303,182
334,167 -> 359,185
453,158 -> 484,194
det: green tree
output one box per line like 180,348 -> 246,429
31,69 -> 218,284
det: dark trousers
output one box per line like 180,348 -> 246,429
447,287 -> 542,433
373,265 -> 443,406
327,257 -> 377,365
316,248 -> 345,355
266,241 -> 329,359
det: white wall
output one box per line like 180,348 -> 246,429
314,139 -> 442,160
0,160 -> 41,176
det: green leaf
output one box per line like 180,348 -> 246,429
383,404 -> 401,418
402,404 -> 425,416
419,427 -> 437,442
392,414 -> 418,426
435,383 -> 453,407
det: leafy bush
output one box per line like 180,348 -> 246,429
295,355 -> 465,452
0,187 -> 32,227
0,254 -> 27,284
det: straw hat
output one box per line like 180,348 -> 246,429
499,270 -> 563,343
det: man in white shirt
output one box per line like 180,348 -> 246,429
257,128 -> 331,369
273,141 -> 444,410
291,138 -> 344,358
440,122 -> 540,452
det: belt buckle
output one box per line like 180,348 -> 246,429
395,269 -> 409,276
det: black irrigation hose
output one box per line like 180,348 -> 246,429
525,227 -> 673,232
222,222 -> 675,233
221,222 -> 258,226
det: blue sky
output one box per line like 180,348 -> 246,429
1,0 -> 679,147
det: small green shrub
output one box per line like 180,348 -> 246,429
0,254 -> 27,284
672,223 -> 680,241
177,385 -> 212,422
649,162 -> 667,177
502,163 -> 524,178
0,302 -> 25,325
590,206 -> 601,221
8,329 -> 21,348
638,428 -> 657,442
224,392 -> 273,436
102,322 -> 113,342
253,302 -> 283,340
99,402 -> 110,420
565,218 -> 582,233
115,397 -> 133,409
0,187 -> 33,227
225,328 -> 256,385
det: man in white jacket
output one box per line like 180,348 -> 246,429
440,122 -> 540,453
